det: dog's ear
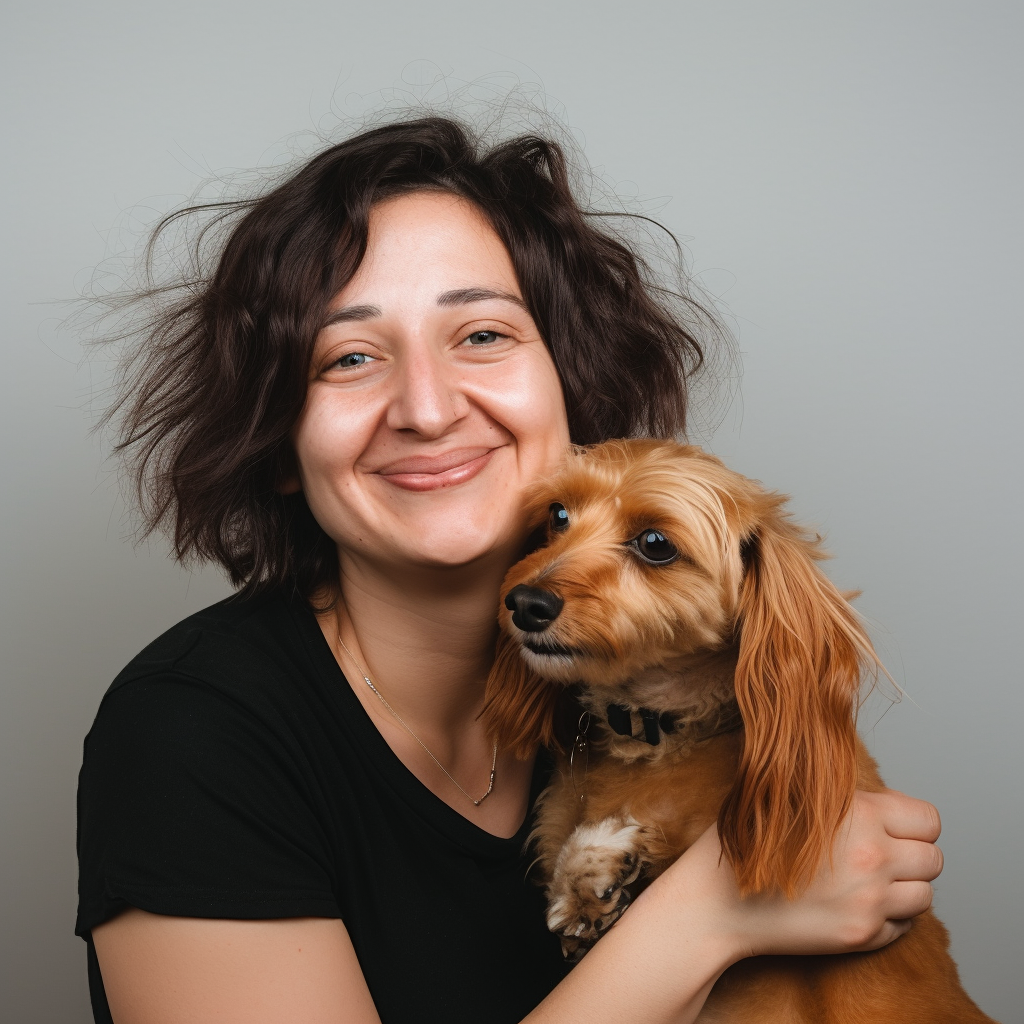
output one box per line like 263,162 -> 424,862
718,503 -> 878,897
482,630 -> 559,760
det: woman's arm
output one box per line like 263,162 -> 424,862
93,897 -> 723,1024
94,789 -> 942,1024
94,912 -> 382,1024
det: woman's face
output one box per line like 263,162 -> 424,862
289,191 -> 571,575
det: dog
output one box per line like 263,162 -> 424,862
484,439 -> 994,1023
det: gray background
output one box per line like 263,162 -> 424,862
2,1 -> 1021,1020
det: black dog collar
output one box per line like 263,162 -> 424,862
605,703 -> 678,746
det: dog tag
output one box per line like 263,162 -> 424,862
570,712 -> 591,801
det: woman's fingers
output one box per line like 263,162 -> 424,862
854,877 -> 935,953
855,917 -> 914,952
875,789 -> 942,843
883,879 -> 935,921
844,792 -> 943,884
892,837 -> 944,883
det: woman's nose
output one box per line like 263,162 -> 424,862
385,347 -> 468,438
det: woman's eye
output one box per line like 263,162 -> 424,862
333,352 -> 375,369
463,330 -> 502,346
549,502 -> 570,532
630,530 -> 679,565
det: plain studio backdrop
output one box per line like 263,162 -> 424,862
2,2 -> 1021,1020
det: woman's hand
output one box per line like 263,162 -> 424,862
655,788 -> 944,962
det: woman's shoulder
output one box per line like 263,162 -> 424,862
114,587 -> 291,672
84,588 -> 346,770
77,587 -> 345,939
106,588 -> 323,705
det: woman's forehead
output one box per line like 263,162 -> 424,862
371,192 -> 515,270
326,191 -> 523,313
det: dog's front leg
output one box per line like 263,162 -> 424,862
545,814 -> 654,961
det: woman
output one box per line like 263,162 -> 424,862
77,116 -> 943,1024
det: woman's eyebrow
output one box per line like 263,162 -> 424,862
321,303 -> 383,327
436,287 -> 529,311
320,289 -> 528,329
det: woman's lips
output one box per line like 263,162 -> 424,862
375,447 -> 499,492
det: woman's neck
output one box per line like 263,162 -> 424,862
326,549 -> 511,744
314,546 -> 537,838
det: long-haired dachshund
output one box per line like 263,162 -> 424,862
484,439 -> 993,1023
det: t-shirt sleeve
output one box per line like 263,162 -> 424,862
76,670 -> 342,935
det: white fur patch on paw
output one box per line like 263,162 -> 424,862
546,816 -> 645,935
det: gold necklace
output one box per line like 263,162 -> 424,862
337,635 -> 498,807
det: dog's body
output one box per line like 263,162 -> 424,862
485,440 -> 993,1024
533,721 -> 981,1024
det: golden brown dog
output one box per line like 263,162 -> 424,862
484,439 -> 993,1023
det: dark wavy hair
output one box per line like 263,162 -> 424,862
107,115 -> 719,599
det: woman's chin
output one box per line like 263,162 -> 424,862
378,525 -> 519,575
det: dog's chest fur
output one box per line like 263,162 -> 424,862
577,727 -> 745,857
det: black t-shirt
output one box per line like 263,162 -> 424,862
76,589 -> 568,1023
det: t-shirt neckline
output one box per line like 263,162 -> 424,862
288,592 -> 543,856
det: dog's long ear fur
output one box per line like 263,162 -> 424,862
719,502 -> 878,897
482,630 -> 559,760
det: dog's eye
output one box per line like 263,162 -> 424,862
630,530 -> 679,565
549,502 -> 570,533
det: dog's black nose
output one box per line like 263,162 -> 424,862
504,584 -> 564,633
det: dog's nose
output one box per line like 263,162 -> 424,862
504,584 -> 564,633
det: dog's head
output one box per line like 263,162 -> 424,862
484,438 -> 879,895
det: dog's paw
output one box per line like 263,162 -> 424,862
545,816 -> 649,961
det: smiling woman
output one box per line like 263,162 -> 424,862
288,193 -> 569,574
78,115 -> 945,1024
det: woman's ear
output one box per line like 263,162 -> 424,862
482,630 -> 559,760
718,503 -> 878,897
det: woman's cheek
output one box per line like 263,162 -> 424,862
472,349 -> 569,459
291,393 -> 379,535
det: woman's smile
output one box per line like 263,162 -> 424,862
374,445 -> 504,492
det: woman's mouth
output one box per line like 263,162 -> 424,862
375,447 -> 499,492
